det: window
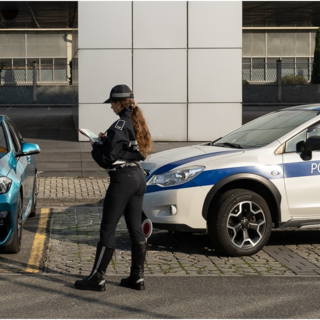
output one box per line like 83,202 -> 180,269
282,58 -> 295,77
13,59 -> 26,83
0,59 -> 12,85
27,59 -> 39,82
7,121 -> 22,153
285,130 -> 307,152
285,121 -> 320,153
243,32 -> 266,56
0,123 -> 8,157
243,30 -> 315,83
0,33 -> 25,58
27,32 -> 67,58
0,31 -> 69,85
252,58 -> 265,81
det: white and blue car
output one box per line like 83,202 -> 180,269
141,104 -> 320,256
0,116 -> 40,253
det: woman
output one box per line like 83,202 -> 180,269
74,84 -> 152,292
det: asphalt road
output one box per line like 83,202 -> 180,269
0,208 -> 41,273
1,204 -> 320,319
2,274 -> 320,319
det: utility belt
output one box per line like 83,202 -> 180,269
108,161 -> 139,172
107,161 -> 147,176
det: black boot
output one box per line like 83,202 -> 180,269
120,241 -> 147,290
74,243 -> 114,291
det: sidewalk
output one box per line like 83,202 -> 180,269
37,177 -> 320,277
42,203 -> 296,277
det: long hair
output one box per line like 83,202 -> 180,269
114,97 -> 153,157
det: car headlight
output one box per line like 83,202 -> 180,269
0,177 -> 12,194
148,166 -> 205,187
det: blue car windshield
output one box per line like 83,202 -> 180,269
213,110 -> 319,149
0,123 -> 8,158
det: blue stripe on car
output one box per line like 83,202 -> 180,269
146,147 -> 320,193
149,150 -> 243,178
146,164 -> 284,193
284,161 -> 320,178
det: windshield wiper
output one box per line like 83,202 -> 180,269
213,142 -> 243,149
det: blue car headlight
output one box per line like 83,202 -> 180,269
148,166 -> 205,187
0,177 -> 12,194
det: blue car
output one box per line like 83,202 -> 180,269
0,116 -> 40,253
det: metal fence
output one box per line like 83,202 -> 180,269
1,60 -> 312,86
0,63 -> 70,86
242,62 -> 312,84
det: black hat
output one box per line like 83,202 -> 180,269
103,84 -> 134,103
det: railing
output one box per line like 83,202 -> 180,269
0,63 -> 70,86
242,62 -> 312,84
1,60 -> 312,86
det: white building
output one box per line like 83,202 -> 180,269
76,1 -> 242,142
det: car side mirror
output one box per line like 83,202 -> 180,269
300,136 -> 320,161
296,140 -> 305,152
15,142 -> 41,157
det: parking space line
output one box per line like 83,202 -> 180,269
25,208 -> 50,273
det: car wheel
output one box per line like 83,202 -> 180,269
4,193 -> 23,253
29,176 -> 37,218
208,189 -> 272,257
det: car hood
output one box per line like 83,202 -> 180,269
142,144 -> 244,175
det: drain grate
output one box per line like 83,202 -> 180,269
264,246 -> 320,275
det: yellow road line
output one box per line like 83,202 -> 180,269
25,208 -> 50,273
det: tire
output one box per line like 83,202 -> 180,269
3,193 -> 23,254
29,176 -> 37,218
208,189 -> 272,257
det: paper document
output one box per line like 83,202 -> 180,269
79,129 -> 102,143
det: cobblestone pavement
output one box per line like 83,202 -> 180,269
38,176 -> 110,203
38,177 -> 320,277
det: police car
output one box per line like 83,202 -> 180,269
141,104 -> 320,257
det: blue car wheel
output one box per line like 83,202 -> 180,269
4,192 -> 23,253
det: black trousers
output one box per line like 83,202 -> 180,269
100,166 -> 146,247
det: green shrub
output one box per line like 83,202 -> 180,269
281,74 -> 308,85
242,79 -> 249,85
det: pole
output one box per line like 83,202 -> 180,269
277,59 -> 282,102
33,61 -> 37,103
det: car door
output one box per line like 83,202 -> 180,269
6,120 -> 32,215
282,121 -> 320,217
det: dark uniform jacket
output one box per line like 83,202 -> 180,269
91,108 -> 145,169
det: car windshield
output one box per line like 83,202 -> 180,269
212,109 -> 319,149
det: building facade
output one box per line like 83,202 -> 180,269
0,31 -> 72,85
2,2 -> 320,140
243,29 -> 316,82
77,1 -> 242,142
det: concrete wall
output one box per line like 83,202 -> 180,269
0,86 -> 78,105
243,85 -> 320,104
77,1 -> 242,142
